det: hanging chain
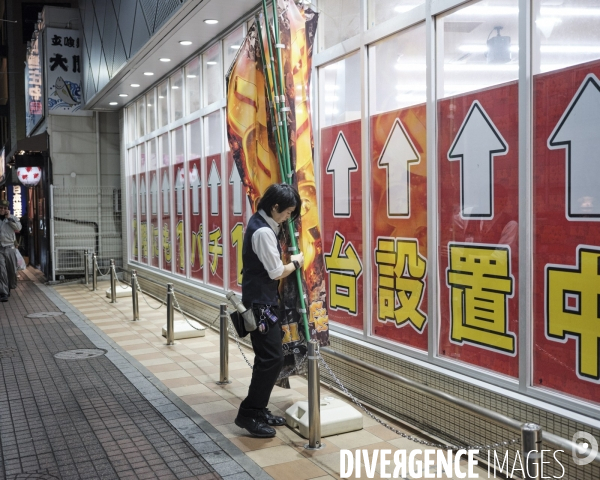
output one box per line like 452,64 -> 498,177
171,290 -> 207,331
317,351 -> 520,451
113,265 -> 131,290
134,276 -> 165,310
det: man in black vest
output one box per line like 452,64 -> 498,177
235,183 -> 304,438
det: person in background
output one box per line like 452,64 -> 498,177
235,183 -> 304,438
0,200 -> 22,302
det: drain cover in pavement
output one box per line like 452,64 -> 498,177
54,348 -> 107,360
0,347 -> 18,359
26,312 -> 64,318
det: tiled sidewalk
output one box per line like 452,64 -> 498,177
2,268 -> 489,479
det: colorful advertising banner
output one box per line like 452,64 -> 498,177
45,28 -> 85,115
533,60 -> 600,403
437,82 -> 519,378
25,32 -> 43,136
371,106 -> 428,350
321,121 -> 363,330
228,151 -> 250,294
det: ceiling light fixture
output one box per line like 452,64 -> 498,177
230,45 -> 241,49
131,83 -> 140,87
204,19 -> 218,24
144,72 -> 154,76
160,58 -> 171,62
109,102 -> 118,105
118,93 -> 128,97
206,61 -> 217,65
186,74 -> 197,78
179,40 -> 192,46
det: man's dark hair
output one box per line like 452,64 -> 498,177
257,183 -> 301,221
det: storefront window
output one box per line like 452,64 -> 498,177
187,119 -> 203,282
128,148 -> 138,261
146,89 -> 156,134
137,143 -> 148,264
185,57 -> 201,115
203,43 -> 222,106
436,0 -> 519,377
157,80 -> 169,128
368,0 -> 424,29
172,127 -> 186,276
136,98 -> 145,138
224,26 -> 244,74
318,0 -> 360,51
158,133 -> 172,273
147,138 -> 159,268
127,104 -> 136,144
170,69 -> 184,121
319,54 -> 361,128
368,23 -> 428,349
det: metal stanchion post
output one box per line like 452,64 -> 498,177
217,304 -> 231,385
521,423 -> 542,479
92,254 -> 98,291
84,250 -> 89,285
166,284 -> 175,345
131,270 -> 139,321
305,340 -> 324,450
110,259 -> 116,303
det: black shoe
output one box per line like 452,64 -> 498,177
234,415 -> 276,438
263,408 -> 286,426
0,295 -> 8,303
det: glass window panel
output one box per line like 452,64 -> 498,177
187,119 -> 203,282
136,98 -> 145,138
319,53 -> 361,128
158,80 -> 169,128
127,104 -> 136,143
137,143 -> 148,264
170,69 -> 184,121
533,0 -> 600,74
128,148 -> 138,261
205,111 -> 222,156
223,26 -> 244,75
158,133 -> 172,272
318,0 -> 360,51
203,43 -> 222,105
369,22 -> 427,114
146,89 -> 156,133
172,127 -> 186,276
185,57 -> 201,114
147,138 -> 159,268
368,0 -> 424,28
436,0 -> 519,99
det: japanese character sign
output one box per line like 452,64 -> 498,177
546,246 -> 600,381
375,237 -> 427,331
447,243 -> 516,354
46,28 -> 85,115
25,32 -> 43,134
324,232 -> 362,315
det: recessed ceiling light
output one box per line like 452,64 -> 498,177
130,83 -> 140,87
172,86 -> 179,89
204,19 -> 218,24
179,40 -> 192,46
118,93 -> 128,97
186,74 -> 197,78
206,61 -> 217,65
230,45 -> 241,49
109,102 -> 118,106
160,58 -> 171,62
144,72 -> 154,76
147,104 -> 153,107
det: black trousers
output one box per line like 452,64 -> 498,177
239,317 -> 284,416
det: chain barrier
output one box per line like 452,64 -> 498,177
134,277 -> 165,310
112,265 -> 131,290
316,351 -> 520,451
96,264 -> 112,277
171,290 -> 208,331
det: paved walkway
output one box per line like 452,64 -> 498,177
1,268 -> 488,479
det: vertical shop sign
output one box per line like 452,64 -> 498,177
206,156 -> 223,287
25,33 -> 43,135
438,83 -> 519,377
534,61 -> 600,403
370,106 -> 428,350
46,28 -> 84,115
321,123 -> 363,330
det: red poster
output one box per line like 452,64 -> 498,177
159,164 -> 172,273
533,60 -> 600,403
227,151 -> 247,294
188,158 -> 204,282
437,83 -> 519,377
206,154 -> 224,288
370,106 -> 428,350
173,160 -> 186,277
320,120 -> 363,330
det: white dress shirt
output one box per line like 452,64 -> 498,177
252,210 -> 284,280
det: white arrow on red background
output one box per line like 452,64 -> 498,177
326,131 -> 358,217
378,118 -> 420,217
208,160 -> 221,216
229,165 -> 243,216
190,165 -> 201,215
175,168 -> 184,215
448,100 -> 507,218
162,171 -> 170,215
548,73 -> 600,219
139,177 -> 147,215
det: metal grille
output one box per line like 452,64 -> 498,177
52,187 -> 123,280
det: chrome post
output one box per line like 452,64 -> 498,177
131,270 -> 139,321
166,283 -> 175,345
305,340 -> 324,450
84,250 -> 89,285
521,423 -> 542,479
92,253 -> 98,291
217,304 -> 231,385
110,259 -> 116,303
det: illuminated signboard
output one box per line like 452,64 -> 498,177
25,31 -> 44,135
0,148 -> 5,185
